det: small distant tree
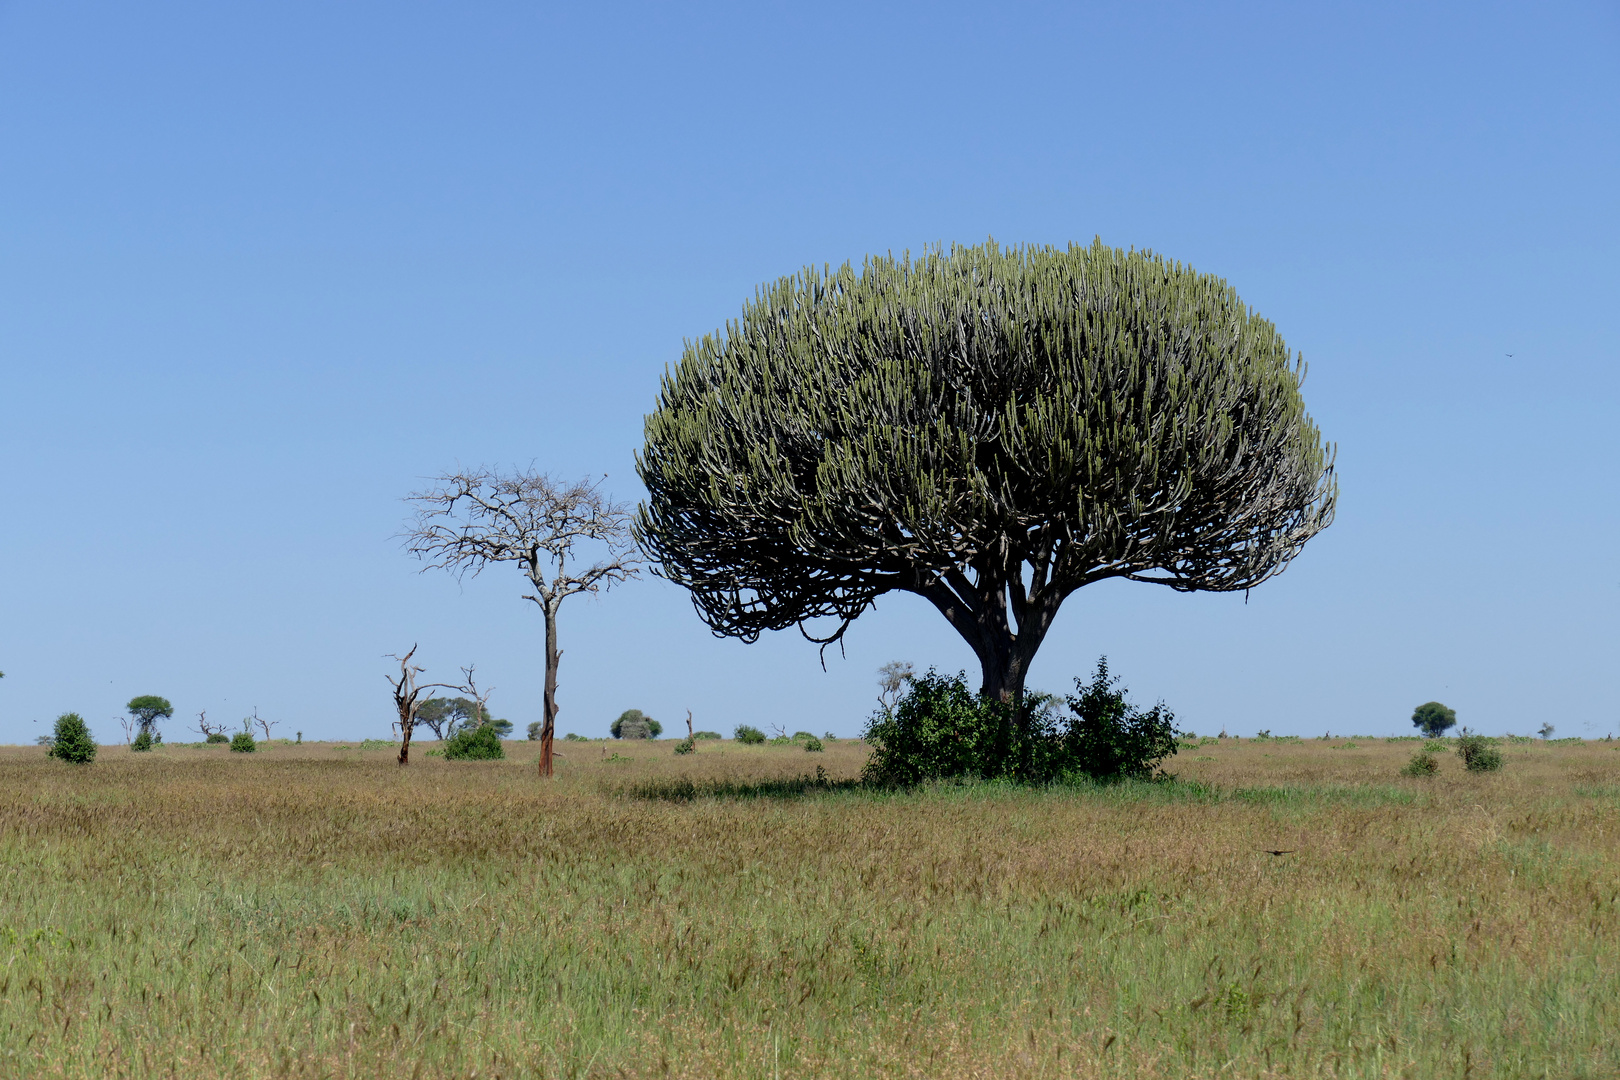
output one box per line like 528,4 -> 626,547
612,709 -> 654,739
416,696 -> 487,739
1537,722 -> 1555,740
127,696 -> 173,741
47,713 -> 96,763
877,661 -> 915,716
405,469 -> 640,778
527,721 -> 544,741
1411,702 -> 1457,739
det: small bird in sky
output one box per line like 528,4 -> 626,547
1506,353 -> 1514,357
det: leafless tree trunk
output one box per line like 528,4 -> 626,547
386,646 -> 454,765
403,469 -> 640,779
252,707 -> 278,742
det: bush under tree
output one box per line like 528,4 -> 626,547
1411,702 -> 1457,739
734,725 -> 765,745
230,730 -> 256,753
861,659 -> 1177,786
47,713 -> 96,764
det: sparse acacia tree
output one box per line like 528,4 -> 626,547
638,239 -> 1336,707
404,469 -> 640,778
127,695 -> 173,739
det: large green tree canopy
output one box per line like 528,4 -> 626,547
637,240 -> 1336,700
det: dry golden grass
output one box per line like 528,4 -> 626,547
1,735 -> 1617,1078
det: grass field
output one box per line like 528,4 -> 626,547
2,735 -> 1618,1079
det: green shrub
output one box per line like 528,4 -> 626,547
694,731 -> 721,740
861,658 -> 1178,786
442,724 -> 504,760
673,737 -> 695,755
131,729 -> 154,752
230,731 -> 256,753
734,725 -> 765,744
564,732 -> 587,741
1401,751 -> 1439,777
47,713 -> 96,764
1456,731 -> 1502,772
1422,740 -> 1448,752
803,736 -> 824,753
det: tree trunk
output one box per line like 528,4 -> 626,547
538,605 -> 560,778
397,718 -> 413,766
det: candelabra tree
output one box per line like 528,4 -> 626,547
638,239 -> 1337,727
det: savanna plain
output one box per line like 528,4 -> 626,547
2,736 -> 1618,1080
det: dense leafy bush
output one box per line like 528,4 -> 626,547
1411,701 -> 1457,738
802,736 -> 824,753
47,713 -> 96,764
694,731 -> 721,740
1456,731 -> 1502,772
230,731 -> 256,753
563,732 -> 588,741
734,725 -> 765,744
612,710 -> 659,739
442,724 -> 504,760
861,659 -> 1178,786
206,731 -> 229,744
672,737 -> 695,755
1401,751 -> 1439,776
131,730 -> 154,752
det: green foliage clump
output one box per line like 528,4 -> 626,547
734,725 -> 765,745
1422,740 -> 1448,752
131,730 -> 155,752
802,736 -> 824,753
46,713 -> 96,764
612,710 -> 660,739
672,737 -> 695,755
1411,701 -> 1457,738
563,732 -> 587,741
862,659 -> 1177,786
1455,730 -> 1502,772
230,731 -> 256,753
693,731 -> 721,740
442,724 -> 504,760
1401,752 -> 1440,777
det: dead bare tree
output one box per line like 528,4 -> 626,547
404,468 -> 640,779
194,710 -> 227,741
251,707 -> 278,742
459,665 -> 496,731
386,645 -> 455,765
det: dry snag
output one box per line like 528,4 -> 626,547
386,645 -> 455,765
403,468 -> 640,778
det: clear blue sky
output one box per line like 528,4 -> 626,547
2,1 -> 1616,743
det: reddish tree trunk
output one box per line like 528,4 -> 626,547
538,605 -> 560,778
